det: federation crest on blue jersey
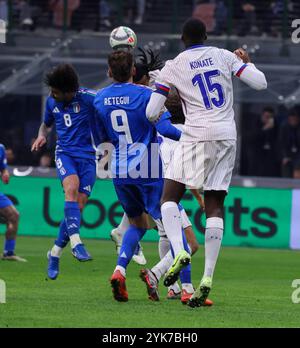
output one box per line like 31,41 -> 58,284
72,102 -> 80,113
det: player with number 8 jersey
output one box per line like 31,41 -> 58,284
32,64 -> 98,280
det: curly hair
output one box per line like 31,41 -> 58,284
45,64 -> 79,93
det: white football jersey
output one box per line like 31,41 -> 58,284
156,45 -> 247,142
158,124 -> 184,173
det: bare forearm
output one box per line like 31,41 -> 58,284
38,123 -> 51,138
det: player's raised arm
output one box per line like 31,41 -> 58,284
232,48 -> 267,90
32,96 -> 54,152
146,61 -> 173,123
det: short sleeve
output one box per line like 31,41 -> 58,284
220,49 -> 248,77
43,97 -> 54,127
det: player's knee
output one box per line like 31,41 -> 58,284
9,209 -> 19,225
64,186 -> 78,201
78,201 -> 85,212
205,208 -> 223,219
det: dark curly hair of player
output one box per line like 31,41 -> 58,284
45,64 -> 79,93
133,48 -> 164,84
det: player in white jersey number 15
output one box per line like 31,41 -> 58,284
146,18 -> 267,308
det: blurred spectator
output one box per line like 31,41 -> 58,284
125,0 -> 146,25
12,0 -> 41,30
49,0 -> 80,28
238,1 -> 258,36
0,0 -> 7,21
37,152 -> 53,173
279,110 -> 300,178
192,0 -> 227,35
5,147 -> 17,165
214,0 -> 227,35
193,0 -> 216,33
249,107 -> 279,177
99,0 -> 111,29
39,152 -> 52,168
294,161 -> 300,179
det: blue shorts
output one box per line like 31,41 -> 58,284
0,193 -> 13,209
114,180 -> 163,220
55,153 -> 96,197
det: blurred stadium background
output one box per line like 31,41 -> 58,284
0,0 -> 300,250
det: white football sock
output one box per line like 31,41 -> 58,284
70,233 -> 82,249
51,245 -> 63,258
161,201 -> 184,255
159,236 -> 170,259
168,282 -> 181,294
115,265 -> 126,277
151,250 -> 173,281
204,217 -> 224,278
118,213 -> 130,236
181,283 -> 194,293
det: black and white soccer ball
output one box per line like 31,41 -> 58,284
109,26 -> 137,50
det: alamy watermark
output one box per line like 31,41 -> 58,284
291,279 -> 300,303
292,19 -> 300,44
92,139 -> 205,184
0,279 -> 6,303
0,19 -> 6,44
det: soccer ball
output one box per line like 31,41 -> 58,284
109,26 -> 137,50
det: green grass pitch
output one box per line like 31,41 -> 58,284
0,236 -> 300,328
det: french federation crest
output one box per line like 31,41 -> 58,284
73,103 -> 80,113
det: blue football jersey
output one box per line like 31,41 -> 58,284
94,82 -> 162,184
0,144 -> 7,171
43,88 -> 97,160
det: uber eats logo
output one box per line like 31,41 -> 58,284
43,187 -> 122,229
185,197 -> 278,239
228,198 -> 277,238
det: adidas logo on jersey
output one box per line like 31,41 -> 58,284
120,252 -> 127,259
83,185 -> 91,192
68,223 -> 78,229
53,107 -> 60,113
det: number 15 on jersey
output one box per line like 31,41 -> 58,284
192,69 -> 225,110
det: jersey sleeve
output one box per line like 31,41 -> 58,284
155,112 -> 182,141
43,97 -> 54,127
0,144 -> 7,171
154,60 -> 174,97
221,49 -> 248,77
82,89 -> 97,109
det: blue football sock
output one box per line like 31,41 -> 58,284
4,239 -> 16,256
133,243 -> 140,256
64,201 -> 81,237
117,225 -> 146,269
55,220 -> 70,248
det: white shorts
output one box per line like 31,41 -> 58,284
165,140 -> 236,192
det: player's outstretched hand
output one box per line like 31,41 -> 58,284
234,48 -> 251,64
31,136 -> 46,152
